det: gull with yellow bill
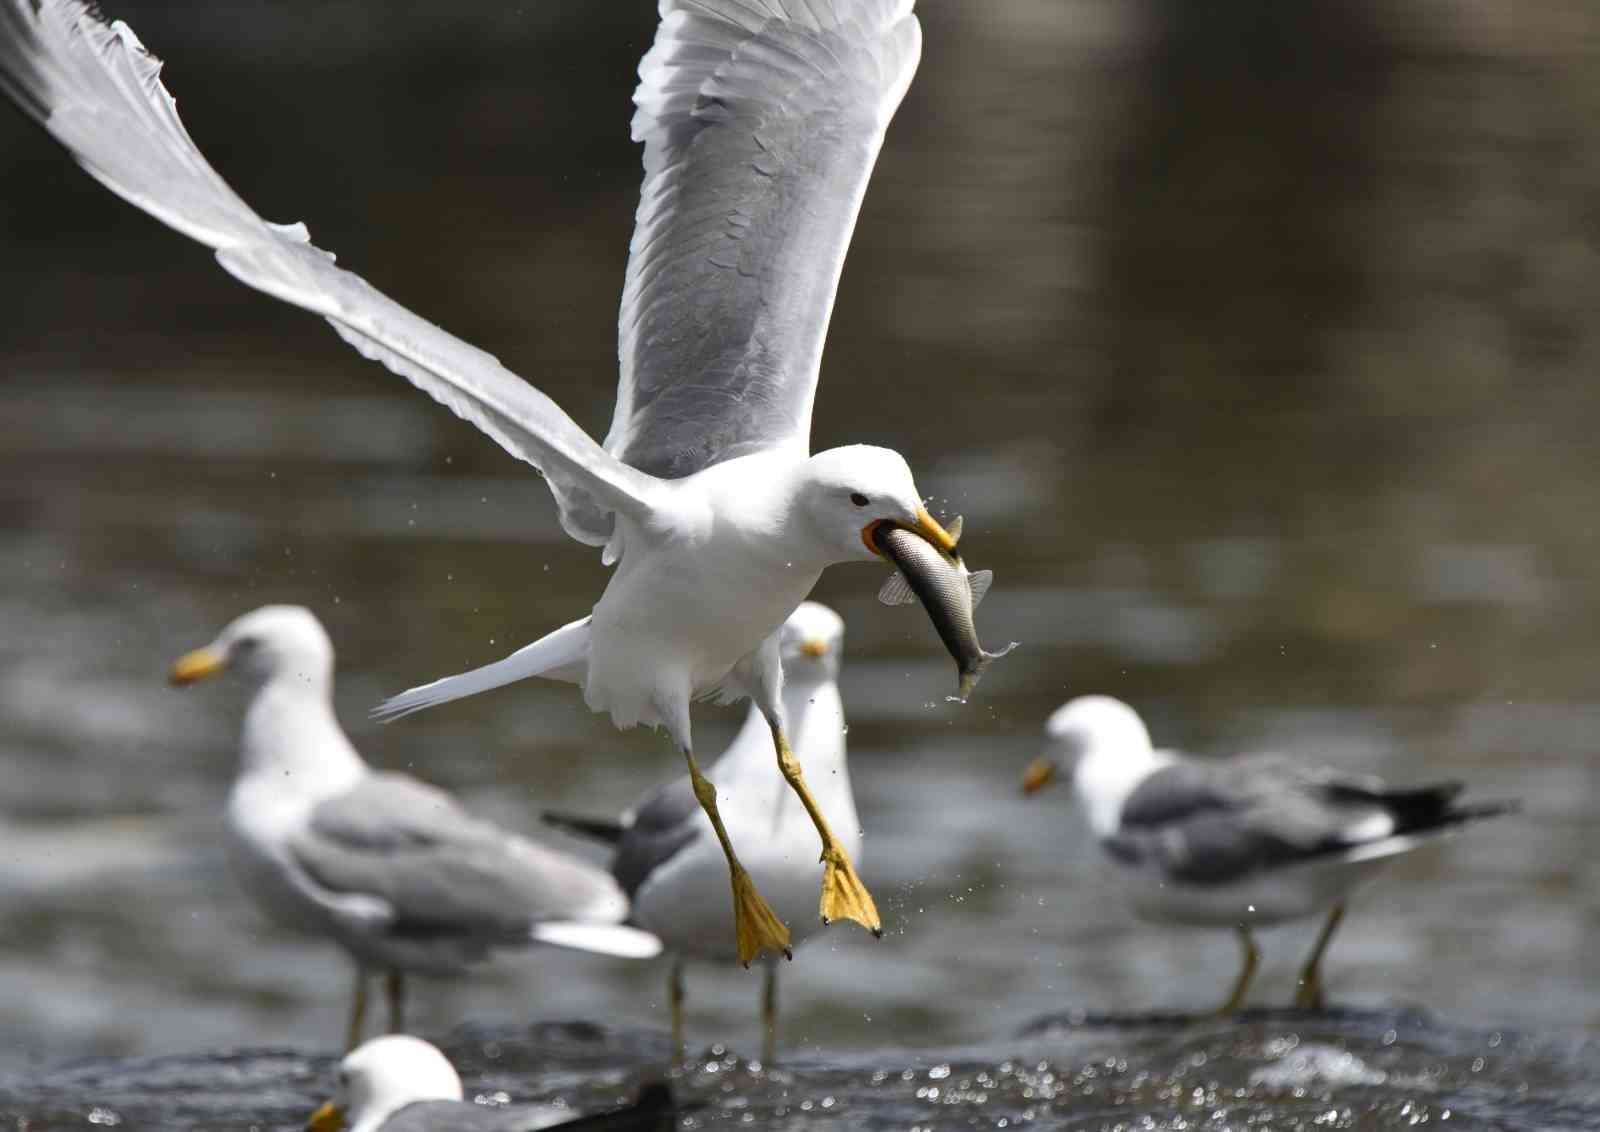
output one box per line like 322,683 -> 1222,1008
171,606 -> 661,1051
0,0 -> 991,966
305,1035 -> 680,1132
1023,696 -> 1517,1013
543,603 -> 860,1063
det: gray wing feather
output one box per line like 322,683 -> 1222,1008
0,0 -> 658,546
290,774 -> 623,937
612,776 -> 704,900
382,1100 -> 567,1132
607,0 -> 922,478
1109,758 -> 1399,885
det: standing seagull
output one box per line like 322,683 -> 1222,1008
1022,696 -> 1515,1012
170,605 -> 661,1050
0,0 -> 970,965
544,602 -> 856,1063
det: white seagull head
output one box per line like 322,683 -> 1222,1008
779,600 -> 846,681
308,1034 -> 463,1132
169,603 -> 334,691
798,444 -> 957,564
1024,695 -> 1154,795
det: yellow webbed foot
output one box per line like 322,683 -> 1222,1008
819,844 -> 881,936
732,867 -> 791,967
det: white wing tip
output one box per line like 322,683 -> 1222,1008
532,921 -> 663,960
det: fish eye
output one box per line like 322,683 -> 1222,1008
849,492 -> 870,507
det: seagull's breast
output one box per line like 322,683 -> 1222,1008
584,503 -> 822,726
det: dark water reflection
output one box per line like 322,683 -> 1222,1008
0,0 -> 1597,1106
4,1012 -> 1597,1131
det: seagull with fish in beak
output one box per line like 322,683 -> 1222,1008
0,0 -> 992,967
171,605 -> 660,1051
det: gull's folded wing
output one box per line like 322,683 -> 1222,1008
607,0 -> 922,479
0,0 -> 657,546
290,772 -> 631,934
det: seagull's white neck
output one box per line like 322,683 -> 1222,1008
1073,739 -> 1173,838
689,451 -> 840,574
237,673 -> 366,795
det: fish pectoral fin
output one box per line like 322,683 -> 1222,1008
967,569 -> 994,607
876,571 -> 919,606
947,515 -> 964,543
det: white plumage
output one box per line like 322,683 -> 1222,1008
0,0 -> 958,963
170,605 -> 660,1050
1026,695 -> 1515,1012
543,602 -> 858,1061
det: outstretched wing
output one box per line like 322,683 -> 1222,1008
0,0 -> 659,546
607,0 -> 922,479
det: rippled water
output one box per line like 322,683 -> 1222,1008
4,1011 -> 1596,1130
2,0 -> 1598,1120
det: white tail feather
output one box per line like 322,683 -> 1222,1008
532,921 -> 662,959
371,616 -> 591,722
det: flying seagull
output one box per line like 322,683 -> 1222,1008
170,605 -> 661,1051
0,0 -> 961,965
1022,696 -> 1516,1012
306,1034 -> 682,1132
544,602 -> 857,1063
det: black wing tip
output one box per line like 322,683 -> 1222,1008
540,809 -> 628,845
1447,797 -> 1521,823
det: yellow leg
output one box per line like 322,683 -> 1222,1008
770,722 -> 882,936
345,969 -> 369,1053
760,960 -> 779,1065
668,957 -> 686,1061
1216,925 -> 1258,1015
385,970 -> 405,1034
1294,902 -> 1346,1011
684,748 -> 791,966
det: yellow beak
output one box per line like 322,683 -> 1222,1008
169,645 -> 227,686
862,506 -> 960,558
914,505 -> 958,553
306,1100 -> 347,1132
800,638 -> 828,658
1021,756 -> 1059,795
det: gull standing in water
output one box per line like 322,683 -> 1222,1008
170,606 -> 661,1050
306,1035 -> 681,1132
544,603 -> 855,1062
1022,696 -> 1516,1012
0,0 -> 966,965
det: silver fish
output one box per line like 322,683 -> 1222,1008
872,517 -> 1017,700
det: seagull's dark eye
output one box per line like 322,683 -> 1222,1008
849,492 -> 870,507
233,636 -> 260,654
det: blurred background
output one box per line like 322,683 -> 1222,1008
1,0 -> 1597,1076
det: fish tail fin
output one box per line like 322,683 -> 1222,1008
371,616 -> 591,722
955,640 -> 1020,702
